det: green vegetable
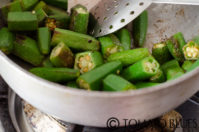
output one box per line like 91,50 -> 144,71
50,42 -> 74,68
33,1 -> 48,12
70,4 -> 89,34
182,61 -> 194,71
135,82 -> 160,89
43,0 -> 68,10
38,27 -> 51,55
30,67 -> 80,83
67,81 -> 79,88
13,35 -> 44,66
51,28 -> 100,51
8,12 -> 38,31
103,74 -> 136,91
33,8 -> 48,23
116,28 -> 131,50
132,10 -> 148,47
107,48 -> 150,66
74,51 -> 103,74
187,59 -> 199,72
21,0 -> 38,10
77,61 -> 122,90
48,14 -> 70,29
150,69 -> 165,83
183,41 -> 199,60
152,43 -> 172,65
122,56 -> 160,82
0,28 -> 15,54
42,58 -> 54,67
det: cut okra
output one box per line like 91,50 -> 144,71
103,74 -> 136,92
152,43 -> 172,65
42,58 -> 54,68
166,32 -> 186,62
33,8 -> 48,23
74,51 -> 103,74
34,1 -> 48,13
8,12 -> 38,31
182,61 -> 194,72
30,67 -> 80,83
161,60 -> 181,73
183,41 -> 199,60
43,0 -> 68,10
38,27 -> 51,55
122,56 -> 160,82
67,81 -> 79,88
99,35 -> 124,58
77,61 -> 122,91
51,28 -> 100,51
0,28 -> 15,54
70,4 -> 89,34
116,28 -> 131,50
187,59 -> 199,72
48,14 -> 70,29
50,42 -> 74,68
13,35 -> 44,66
107,48 -> 150,66
135,82 -> 160,89
20,0 -> 38,10
150,69 -> 165,83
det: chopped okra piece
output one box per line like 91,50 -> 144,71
1,0 -> 23,20
152,43 -> 172,65
99,35 -> 124,58
161,60 -> 180,73
150,69 -> 165,83
67,81 -> 79,88
70,4 -> 89,34
33,8 -> 48,23
187,59 -> 199,72
43,0 -> 68,10
0,28 -> 15,54
38,27 -> 51,55
21,0 -> 38,10
42,58 -> 54,68
8,12 -> 38,31
107,48 -> 150,66
103,74 -> 136,92
122,56 -> 160,82
34,1 -> 48,13
74,51 -> 103,74
51,28 -> 100,51
77,61 -> 122,91
183,41 -> 199,60
115,28 -> 132,50
135,82 -> 160,89
30,67 -> 80,83
13,35 -> 44,66
182,60 -> 194,71
50,42 -> 74,68
166,32 -> 186,62
48,14 -> 70,29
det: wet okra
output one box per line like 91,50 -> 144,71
74,51 -> 103,74
0,28 -> 15,54
43,0 -> 68,10
51,28 -> 100,51
135,82 -> 160,89
122,56 -> 160,82
107,48 -> 150,66
30,67 -> 80,83
116,28 -> 132,50
48,14 -> 70,29
69,4 -> 89,34
182,61 -> 194,72
8,12 -> 38,31
50,42 -> 74,68
38,27 -> 51,55
183,41 -> 199,60
77,61 -> 122,90
103,74 -> 136,92
20,0 -> 38,10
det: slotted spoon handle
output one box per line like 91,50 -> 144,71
153,0 -> 199,5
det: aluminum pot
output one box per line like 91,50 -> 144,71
0,0 -> 199,127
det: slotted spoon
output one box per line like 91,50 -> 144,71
90,0 -> 199,37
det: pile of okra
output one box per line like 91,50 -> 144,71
1,0 -> 199,92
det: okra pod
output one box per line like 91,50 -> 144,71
50,42 -> 74,68
166,32 -> 186,62
183,41 -> 199,60
42,58 -> 54,68
51,28 -> 100,51
107,48 -> 150,66
69,4 -> 89,34
33,8 -> 48,23
99,35 -> 124,58
43,0 -> 68,10
48,14 -> 70,29
0,28 -> 14,54
8,12 -> 38,31
152,43 -> 172,65
182,61 -> 194,72
67,81 -> 79,88
116,28 -> 131,50
38,27 -> 51,55
103,74 -> 136,92
150,69 -> 166,83
74,51 -> 103,74
77,61 -> 122,90
187,59 -> 199,72
20,0 -> 38,10
1,0 -> 23,20
132,10 -> 148,47
13,35 -> 44,66
122,56 -> 160,82
34,1 -> 48,13
161,60 -> 180,73
135,82 -> 160,89
30,67 -> 80,83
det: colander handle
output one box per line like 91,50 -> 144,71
152,0 -> 199,5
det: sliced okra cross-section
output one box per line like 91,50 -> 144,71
122,56 -> 160,82
77,61 -> 123,91
48,14 -> 70,30
103,74 -> 136,92
74,51 -> 103,74
50,42 -> 74,68
183,41 -> 199,60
